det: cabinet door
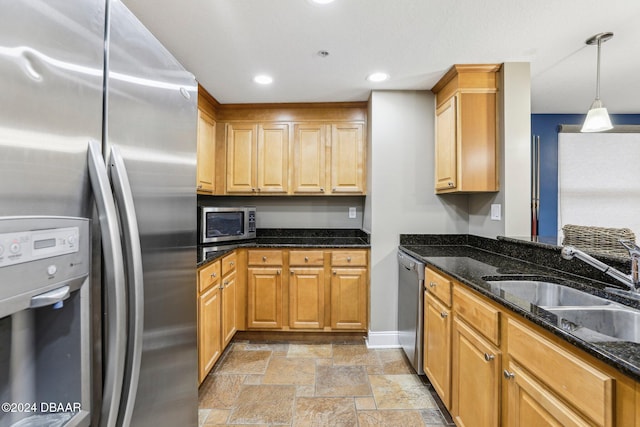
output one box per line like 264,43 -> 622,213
257,123 -> 288,193
434,95 -> 457,191
198,284 -> 221,384
505,361 -> 591,427
247,267 -> 283,329
196,109 -> 215,193
330,267 -> 367,330
226,123 -> 257,193
221,271 -> 237,347
289,267 -> 325,329
293,123 -> 326,194
423,292 -> 451,407
330,123 -> 364,194
451,318 -> 500,427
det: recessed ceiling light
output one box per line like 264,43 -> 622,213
253,75 -> 273,85
310,0 -> 335,4
366,72 -> 389,83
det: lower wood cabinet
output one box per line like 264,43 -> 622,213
423,291 -> 451,407
247,266 -> 283,329
197,260 -> 222,384
330,267 -> 367,330
451,317 -> 500,427
221,271 -> 237,346
289,267 -> 325,329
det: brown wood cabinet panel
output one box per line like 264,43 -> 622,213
198,259 -> 221,294
226,123 -> 257,193
453,285 -> 500,346
257,123 -> 288,193
425,267 -> 453,307
289,267 -> 325,329
248,249 -> 284,266
423,291 -> 451,407
331,250 -> 367,267
221,271 -> 237,347
451,317 -> 500,427
330,123 -> 365,194
247,267 -> 283,329
434,96 -> 457,191
289,250 -> 324,266
197,109 -> 216,193
198,283 -> 221,384
330,267 -> 367,330
221,251 -> 237,276
293,123 -> 327,194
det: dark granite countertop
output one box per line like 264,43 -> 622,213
399,237 -> 640,382
198,228 -> 370,267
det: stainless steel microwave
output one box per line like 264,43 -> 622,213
199,206 -> 256,244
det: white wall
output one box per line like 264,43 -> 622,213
469,62 -> 531,237
364,90 -> 468,346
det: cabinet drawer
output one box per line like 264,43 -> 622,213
248,249 -> 283,266
221,251 -> 237,276
453,285 -> 500,346
198,260 -> 221,293
331,250 -> 367,267
507,319 -> 613,427
289,250 -> 324,266
425,267 -> 452,307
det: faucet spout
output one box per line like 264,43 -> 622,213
561,244 -> 638,292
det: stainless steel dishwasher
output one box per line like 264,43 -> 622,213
397,249 -> 425,375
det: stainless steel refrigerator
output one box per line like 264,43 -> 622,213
0,1 -> 198,426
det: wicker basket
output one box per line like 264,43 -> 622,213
562,224 -> 635,258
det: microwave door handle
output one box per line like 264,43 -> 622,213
109,145 -> 144,427
87,140 -> 127,427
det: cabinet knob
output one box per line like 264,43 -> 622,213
447,181 -> 454,187
320,188 -> 325,192
252,188 -> 256,192
197,184 -> 202,189
219,283 -> 224,289
503,370 -> 515,380
304,256 -> 309,262
484,353 -> 495,362
290,271 -> 294,276
257,187 -> 261,192
347,257 -> 352,262
223,280 -> 229,285
440,311 -> 448,318
429,281 -> 437,288
210,273 -> 217,278
230,261 -> 235,266
262,256 -> 267,261
333,187 -> 337,192
277,270 -> 281,275
333,270 -> 337,275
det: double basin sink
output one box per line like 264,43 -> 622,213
485,279 -> 640,344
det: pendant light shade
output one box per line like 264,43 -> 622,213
581,32 -> 614,133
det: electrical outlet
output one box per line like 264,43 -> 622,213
491,204 -> 501,221
349,207 -> 357,219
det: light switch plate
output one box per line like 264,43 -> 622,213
349,207 -> 357,219
491,204 -> 501,221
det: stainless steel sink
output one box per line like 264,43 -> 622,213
485,280 -> 612,307
545,307 -> 640,344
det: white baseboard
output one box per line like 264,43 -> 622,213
365,330 -> 400,348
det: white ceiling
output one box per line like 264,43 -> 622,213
122,0 -> 640,114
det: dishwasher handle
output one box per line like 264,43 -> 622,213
398,251 -> 426,279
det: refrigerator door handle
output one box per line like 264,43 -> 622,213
108,145 -> 145,427
87,140 -> 127,427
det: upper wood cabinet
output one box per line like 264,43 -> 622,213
257,124 -> 289,194
293,123 -> 327,194
196,109 -> 216,194
226,123 -> 257,193
331,123 -> 365,194
431,64 -> 501,194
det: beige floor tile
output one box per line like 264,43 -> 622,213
198,409 -> 210,427
228,385 -> 296,424
355,396 -> 377,410
333,344 -> 380,366
243,374 -> 263,385
201,408 -> 230,425
214,349 -> 271,375
296,384 -> 316,397
288,343 -> 333,358
315,358 -> 333,366
293,397 -> 357,426
376,349 -> 415,374
369,375 -> 437,410
420,408 -> 448,425
199,374 -> 246,409
357,409 -> 427,427
245,342 -> 289,352
263,357 -> 316,385
315,365 -> 372,397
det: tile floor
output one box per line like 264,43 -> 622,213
198,337 -> 455,426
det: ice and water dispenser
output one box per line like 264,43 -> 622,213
0,217 -> 91,427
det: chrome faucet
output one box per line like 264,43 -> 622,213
561,240 -> 640,294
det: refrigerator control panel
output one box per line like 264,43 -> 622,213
0,226 -> 80,268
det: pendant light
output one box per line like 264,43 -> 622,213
581,32 -> 614,132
